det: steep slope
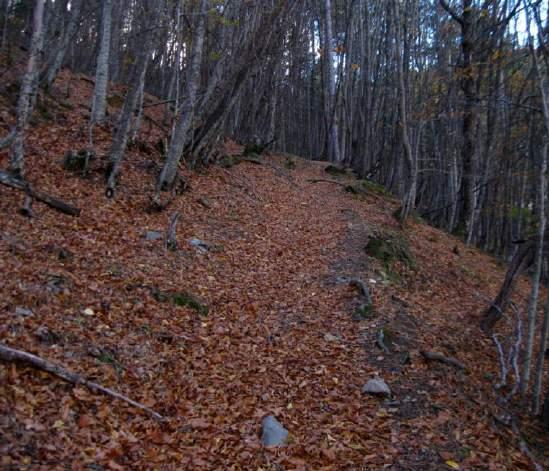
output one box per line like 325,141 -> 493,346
0,71 -> 547,470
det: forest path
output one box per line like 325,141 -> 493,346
0,142 -> 540,469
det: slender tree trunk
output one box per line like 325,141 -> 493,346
43,0 -> 82,88
323,0 -> 341,163
91,0 -> 112,124
155,0 -> 208,196
520,146 -> 547,398
532,149 -> 549,414
106,28 -> 153,197
1,0 -> 9,51
393,0 -> 416,220
8,0 -> 45,177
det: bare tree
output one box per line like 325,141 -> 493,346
90,0 -> 112,124
8,0 -> 45,177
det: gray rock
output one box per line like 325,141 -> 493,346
189,238 -> 210,253
15,306 -> 34,317
261,415 -> 288,447
362,378 -> 391,397
145,231 -> 163,241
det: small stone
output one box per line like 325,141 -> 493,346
324,333 -> 338,342
145,231 -> 163,241
83,308 -> 94,316
362,378 -> 391,397
261,415 -> 288,447
14,306 -> 33,317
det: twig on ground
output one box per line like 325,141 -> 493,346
0,343 -> 163,420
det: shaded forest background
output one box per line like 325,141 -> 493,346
1,0 -> 547,255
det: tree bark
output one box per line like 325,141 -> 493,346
43,0 -> 82,88
8,0 -> 45,177
90,0 -> 112,124
155,0 -> 208,196
106,24 -> 153,197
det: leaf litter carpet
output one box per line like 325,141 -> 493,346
1,76 -> 548,469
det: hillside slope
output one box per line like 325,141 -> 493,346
0,71 -> 547,470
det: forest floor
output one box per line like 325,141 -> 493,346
1,68 -> 549,470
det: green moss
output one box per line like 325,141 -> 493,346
170,292 -> 209,316
352,303 -> 376,320
218,155 -> 238,168
107,94 -> 125,108
365,234 -> 415,274
325,164 -> 347,176
285,157 -> 296,169
346,179 -> 390,197
152,288 -> 208,316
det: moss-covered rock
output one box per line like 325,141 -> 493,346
365,234 -> 415,273
345,179 -> 390,197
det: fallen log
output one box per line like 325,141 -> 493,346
0,170 -> 81,216
420,350 -> 466,371
0,343 -> 163,420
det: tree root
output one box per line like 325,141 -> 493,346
0,343 -> 163,420
420,350 -> 466,371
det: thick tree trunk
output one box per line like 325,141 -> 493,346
91,0 -> 112,124
8,0 -> 45,177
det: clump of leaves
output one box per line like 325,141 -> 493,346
365,234 -> 415,275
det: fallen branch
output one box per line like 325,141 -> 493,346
377,329 -> 390,353
307,178 -> 347,186
0,343 -> 163,420
420,350 -> 466,371
0,170 -> 81,216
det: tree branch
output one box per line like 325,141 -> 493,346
0,343 -> 163,420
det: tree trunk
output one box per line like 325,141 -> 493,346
43,0 -> 82,88
481,240 -> 536,333
520,143 -> 547,397
8,0 -> 45,177
155,0 -> 208,196
322,0 -> 341,163
91,0 -> 112,124
106,27 -> 153,197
